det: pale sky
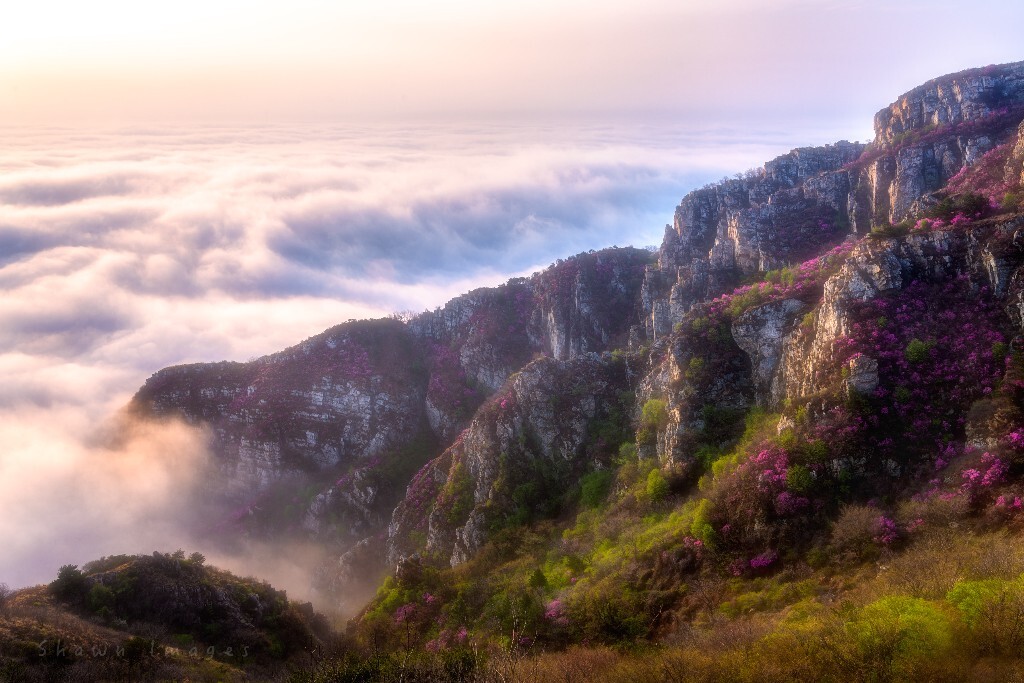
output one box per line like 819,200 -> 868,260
1,0 -> 1022,126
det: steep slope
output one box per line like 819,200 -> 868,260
128,248 -> 651,597
341,62 -> 1024,670
387,354 -> 632,568
122,61 -> 1024,674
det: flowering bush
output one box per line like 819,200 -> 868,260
749,550 -> 778,570
839,277 -> 1009,464
544,599 -> 569,628
961,452 -> 1007,506
945,142 -> 1020,209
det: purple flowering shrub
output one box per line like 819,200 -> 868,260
837,277 -> 1009,468
709,439 -> 822,558
763,201 -> 849,263
945,142 -> 1020,210
426,343 -> 484,422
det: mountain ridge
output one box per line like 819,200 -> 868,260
114,60 -> 1024,681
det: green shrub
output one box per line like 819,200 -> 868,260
568,582 -> 648,643
905,338 -> 933,364
645,469 -> 669,502
844,596 -> 955,679
579,470 -> 614,508
785,465 -> 814,494
617,442 -> 637,463
641,399 -> 667,427
440,460 -> 474,525
638,398 -> 668,446
870,221 -> 911,239
690,499 -> 716,548
50,564 -> 87,601
87,583 -> 115,613
947,576 -> 1024,656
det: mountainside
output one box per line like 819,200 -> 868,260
115,61 -> 1024,680
129,248 -> 652,605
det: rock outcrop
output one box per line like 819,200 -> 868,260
386,354 -> 630,567
774,218 -> 1024,406
640,61 -> 1024,340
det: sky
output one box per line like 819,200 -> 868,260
0,0 -> 1022,591
0,0 -> 1022,126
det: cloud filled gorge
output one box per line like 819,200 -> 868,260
0,121 -> 797,589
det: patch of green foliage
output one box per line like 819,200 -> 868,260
645,469 -> 669,502
579,470 -> 614,508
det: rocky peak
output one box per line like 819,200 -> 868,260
639,62 -> 1024,341
874,61 -> 1024,146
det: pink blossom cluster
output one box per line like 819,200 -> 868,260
749,550 -> 778,569
995,495 -> 1024,510
874,516 -> 900,546
775,491 -> 810,516
961,451 -> 1007,500
425,626 -> 470,652
750,446 -> 789,493
394,603 -> 416,624
945,141 -> 1018,207
544,599 -> 570,628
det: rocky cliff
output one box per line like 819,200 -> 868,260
377,61 -> 1024,569
128,63 -> 1024,627
129,248 -> 651,578
641,61 -> 1024,339
386,354 -> 630,567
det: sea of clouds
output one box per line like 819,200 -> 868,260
0,120 -> 820,593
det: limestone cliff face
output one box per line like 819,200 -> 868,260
773,217 -> 1024,408
874,63 -> 1024,146
134,319 -> 429,499
858,62 -> 1024,224
409,249 -> 650,442
640,61 -> 1024,340
386,355 -> 629,567
131,248 -> 649,577
642,143 -> 864,338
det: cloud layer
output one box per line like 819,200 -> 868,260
0,121 -> 811,588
